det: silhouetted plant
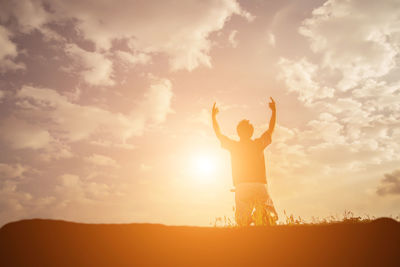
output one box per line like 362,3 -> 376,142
213,210 -> 399,228
283,210 -> 304,225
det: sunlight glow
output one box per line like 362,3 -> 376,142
194,156 -> 215,174
190,154 -> 218,182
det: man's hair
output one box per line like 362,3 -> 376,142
236,119 -> 254,139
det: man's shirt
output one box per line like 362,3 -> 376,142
220,135 -> 271,186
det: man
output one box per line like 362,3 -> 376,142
212,97 -> 277,226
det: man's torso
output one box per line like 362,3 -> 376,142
223,139 -> 267,186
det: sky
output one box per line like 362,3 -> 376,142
0,0 -> 400,227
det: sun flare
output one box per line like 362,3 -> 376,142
191,155 -> 217,181
194,156 -> 215,174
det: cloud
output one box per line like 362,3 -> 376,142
65,44 -> 115,86
0,176 -> 58,226
190,108 -> 211,126
228,30 -> 238,48
141,76 -> 174,124
116,51 -> 151,66
0,116 -> 52,149
8,77 -> 172,150
267,32 -> 276,47
0,25 -> 25,73
53,0 -> 252,71
298,0 -> 400,92
377,169 -> 400,196
0,180 -> 32,213
59,174 -> 80,187
0,115 -> 73,160
0,0 -> 50,34
279,0 -> 400,102
56,173 -> 111,204
276,0 -> 400,175
0,0 -> 253,87
140,164 -> 152,172
1,0 -> 251,73
16,85 -> 144,143
39,139 -> 73,161
85,154 -> 120,168
0,163 -> 28,179
0,90 -> 5,102
278,57 -> 334,104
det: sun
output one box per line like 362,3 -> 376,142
191,154 -> 217,181
194,156 -> 215,174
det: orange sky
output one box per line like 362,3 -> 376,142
1,0 -> 400,226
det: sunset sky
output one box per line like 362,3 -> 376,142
1,0 -> 400,226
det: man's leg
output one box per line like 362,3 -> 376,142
252,201 -> 278,226
254,184 -> 278,226
235,188 -> 253,226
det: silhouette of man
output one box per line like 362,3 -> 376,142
212,97 -> 277,226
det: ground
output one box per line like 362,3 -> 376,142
1,218 -> 399,266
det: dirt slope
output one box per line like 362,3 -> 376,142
1,218 -> 399,266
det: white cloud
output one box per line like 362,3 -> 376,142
48,0 -> 252,71
16,85 -> 143,143
0,0 -> 49,34
0,116 -> 51,149
85,154 -> 120,168
38,139 -> 73,161
228,30 -> 238,48
0,115 -> 72,160
299,0 -> 400,91
10,80 -> 172,149
140,163 -> 152,172
0,180 -> 32,214
1,0 -> 253,81
280,0 -> 400,104
267,32 -> 276,47
89,140 -> 136,150
0,0 -> 64,74
0,90 -> 5,102
276,0 -> 400,177
0,25 -> 24,73
116,51 -> 151,66
190,108 -> 211,126
0,26 -> 17,58
141,76 -> 174,124
278,57 -> 334,104
0,176 -> 58,225
60,173 -> 80,187
307,117 -> 345,144
0,163 -> 28,179
65,44 -> 115,86
377,169 -> 400,196
56,173 -> 111,205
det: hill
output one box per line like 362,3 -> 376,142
1,218 -> 399,266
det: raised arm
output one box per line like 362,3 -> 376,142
212,102 -> 223,140
260,97 -> 276,142
212,102 -> 236,150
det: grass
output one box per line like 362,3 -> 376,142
212,209 -> 400,227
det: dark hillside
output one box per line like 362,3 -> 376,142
1,218 -> 399,266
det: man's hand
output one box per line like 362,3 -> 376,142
268,97 -> 276,111
212,102 -> 223,140
212,102 -> 219,117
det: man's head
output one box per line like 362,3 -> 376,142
236,119 -> 254,140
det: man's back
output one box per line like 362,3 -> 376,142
220,137 -> 269,186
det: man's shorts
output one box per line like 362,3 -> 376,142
235,182 -> 275,226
